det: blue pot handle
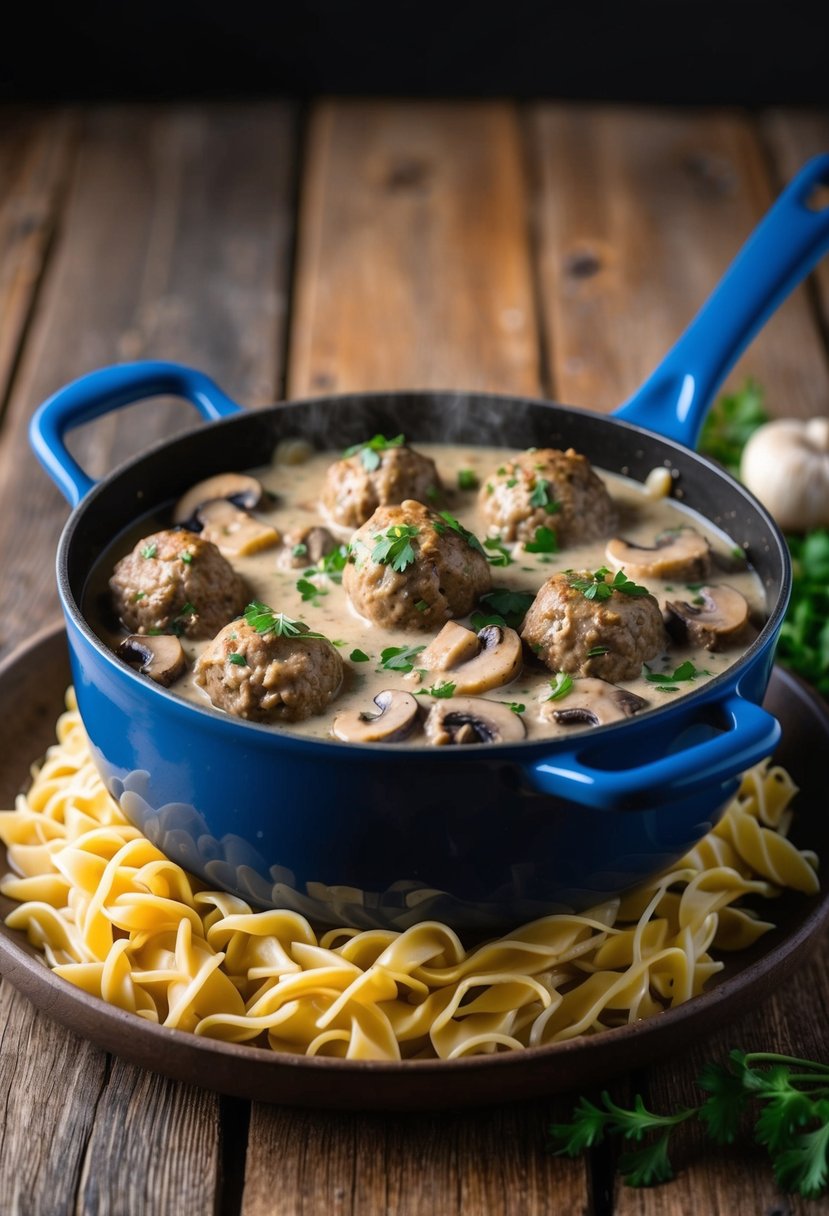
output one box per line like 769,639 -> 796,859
615,153 -> 829,447
30,361 -> 244,507
525,691 -> 780,811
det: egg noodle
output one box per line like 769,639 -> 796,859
0,692 -> 819,1061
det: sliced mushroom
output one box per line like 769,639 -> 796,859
116,634 -> 186,686
425,697 -> 526,745
416,621 -> 522,694
195,498 -> 280,557
605,528 -> 711,581
173,473 -> 264,527
332,690 -> 421,743
665,584 -> 750,651
280,525 -> 338,569
541,677 -> 648,727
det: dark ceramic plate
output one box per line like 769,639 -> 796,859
0,625 -> 827,1111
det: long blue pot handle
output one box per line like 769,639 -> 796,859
30,360 -> 244,507
526,692 -> 780,812
615,153 -> 829,447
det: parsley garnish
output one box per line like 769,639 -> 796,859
243,601 -> 325,640
644,660 -> 710,685
416,681 -> 456,699
483,536 -> 514,567
378,644 -> 426,673
504,702 -> 525,714
457,469 -> 479,490
414,599 -> 429,613
309,543 -> 349,582
586,645 -> 609,657
478,588 -> 534,631
569,567 -> 650,600
550,1050 -> 829,1198
343,433 -> 405,471
170,601 -> 196,636
698,379 -> 768,474
777,529 -> 829,696
292,542 -> 308,558
180,550 -> 193,564
432,511 -> 487,558
296,577 -> 327,604
349,648 -> 370,663
546,672 -> 573,700
132,591 -> 146,602
140,543 -> 158,559
524,526 -> 559,554
371,524 -> 419,572
228,653 -> 247,666
529,477 -> 561,515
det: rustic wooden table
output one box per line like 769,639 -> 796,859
0,98 -> 828,1215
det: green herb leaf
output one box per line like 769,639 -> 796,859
414,599 -> 429,613
343,433 -> 405,471
180,550 -> 193,564
432,511 -> 488,558
292,542 -> 308,558
547,672 -> 573,701
529,477 -> 561,515
296,577 -> 327,604
310,543 -> 349,582
524,525 -> 559,554
698,378 -> 768,473
505,702 -> 525,714
349,648 -> 370,663
371,524 -> 420,572
416,681 -> 456,699
378,643 -> 426,673
243,601 -> 325,640
457,468 -> 479,491
478,588 -> 534,631
586,645 -> 609,657
140,543 -> 158,559
644,660 -> 710,685
483,536 -> 514,567
228,652 -> 247,666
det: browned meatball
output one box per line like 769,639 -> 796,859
344,500 -> 492,631
193,618 -> 344,723
478,448 -> 617,545
521,570 -> 666,682
322,444 -> 441,528
109,529 -> 248,640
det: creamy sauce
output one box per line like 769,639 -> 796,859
88,443 -> 766,744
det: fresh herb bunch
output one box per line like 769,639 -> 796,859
343,433 -> 405,471
550,1050 -> 829,1198
777,529 -> 829,697
243,601 -> 325,640
371,524 -> 419,572
698,379 -> 768,474
568,567 -> 650,601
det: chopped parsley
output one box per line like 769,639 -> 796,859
132,591 -> 146,602
378,643 -> 426,673
296,577 -> 327,604
414,599 -> 429,613
529,477 -> 561,515
644,660 -> 710,693
432,511 -> 487,558
506,477 -> 518,488
569,567 -> 650,600
483,536 -> 514,567
504,702 -> 526,714
243,601 -> 325,640
180,551 -> 193,564
140,542 -> 158,559
343,433 -> 405,471
586,645 -> 609,657
457,469 -> 479,491
370,524 -> 420,572
478,588 -> 535,631
349,648 -> 370,663
524,526 -> 559,554
416,681 -> 456,699
228,653 -> 247,666
292,542 -> 308,558
170,601 -> 196,636
309,543 -> 349,582
547,672 -> 573,701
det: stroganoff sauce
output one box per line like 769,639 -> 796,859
88,442 -> 766,743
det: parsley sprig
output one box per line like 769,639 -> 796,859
529,477 -> 561,515
416,681 -> 456,699
777,529 -> 829,697
568,567 -> 650,601
343,433 -> 405,471
698,379 -> 768,474
243,601 -> 325,640
550,1050 -> 829,1197
371,524 -> 419,572
377,644 -> 426,673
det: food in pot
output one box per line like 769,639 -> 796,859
109,528 -> 248,639
343,500 -> 492,631
478,447 -> 617,544
322,434 -> 441,528
193,607 -> 344,722
93,436 -> 766,746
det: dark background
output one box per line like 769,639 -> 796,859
3,1 -> 828,105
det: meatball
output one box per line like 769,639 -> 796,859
521,570 -> 665,682
344,500 -> 492,631
194,618 -> 344,723
322,443 -> 441,528
478,448 -> 617,545
109,529 -> 248,639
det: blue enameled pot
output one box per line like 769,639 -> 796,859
29,155 -> 829,932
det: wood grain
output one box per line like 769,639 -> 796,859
0,109 -> 77,422
0,102 -> 297,659
530,105 -> 829,418
288,101 -> 541,398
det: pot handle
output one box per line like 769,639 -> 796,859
524,691 -> 780,812
29,360 -> 244,507
615,153 -> 829,448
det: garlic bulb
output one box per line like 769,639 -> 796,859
740,417 -> 829,532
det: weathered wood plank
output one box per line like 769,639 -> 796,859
288,100 -> 542,398
530,105 -> 829,417
0,109 -> 77,420
0,102 -> 297,658
763,108 -> 829,335
242,1101 -> 586,1216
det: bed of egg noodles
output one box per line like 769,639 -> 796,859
0,691 -> 819,1061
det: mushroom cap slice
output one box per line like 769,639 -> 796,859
425,696 -> 526,745
541,677 -> 648,727
173,473 -> 264,527
116,634 -> 187,686
665,584 -> 750,651
416,621 -> 523,694
605,528 -> 711,581
333,690 -> 421,743
196,499 -> 280,556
